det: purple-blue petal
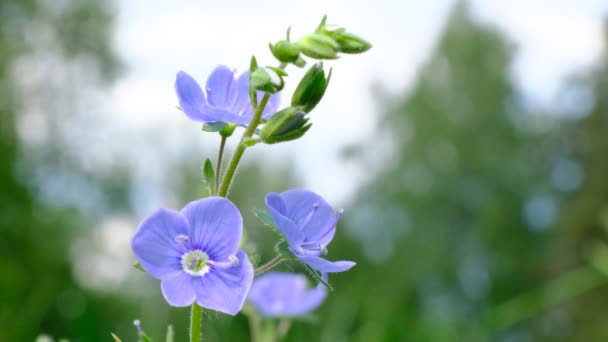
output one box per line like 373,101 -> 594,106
193,250 -> 254,315
280,190 -> 336,243
261,92 -> 281,120
175,71 -> 210,122
265,193 -> 304,245
131,208 -> 187,279
231,70 -> 253,115
248,272 -> 326,317
299,255 -> 356,273
205,65 -> 237,109
160,271 -> 196,307
180,197 -> 242,260
198,104 -> 252,125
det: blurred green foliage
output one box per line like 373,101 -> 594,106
2,1 -> 608,342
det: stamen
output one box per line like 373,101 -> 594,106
175,234 -> 189,243
229,255 -> 239,266
208,255 -> 240,269
301,203 -> 320,228
133,320 -> 143,334
320,245 -> 328,255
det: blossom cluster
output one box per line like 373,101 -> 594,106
128,15 -> 370,341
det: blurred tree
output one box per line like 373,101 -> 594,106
322,2 -> 606,341
545,20 -> 608,341
0,1 -> 122,341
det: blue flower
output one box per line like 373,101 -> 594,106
175,65 -> 281,125
265,189 -> 355,274
247,272 -> 327,317
131,197 -> 253,315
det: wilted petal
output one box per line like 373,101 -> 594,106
131,208 -> 187,279
181,197 -> 242,259
161,272 -> 196,307
266,193 -> 304,245
206,65 -> 237,109
299,255 -> 356,273
194,250 -> 254,315
175,71 -> 210,121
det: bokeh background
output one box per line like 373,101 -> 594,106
2,0 -> 608,341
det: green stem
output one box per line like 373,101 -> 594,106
218,93 -> 271,197
255,255 -> 284,275
243,305 -> 263,342
215,136 -> 227,194
190,303 -> 203,342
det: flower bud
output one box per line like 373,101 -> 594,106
291,62 -> 331,113
333,31 -> 372,54
260,106 -> 312,144
270,40 -> 301,63
250,67 -> 284,93
297,33 -> 339,60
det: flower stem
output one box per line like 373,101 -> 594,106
190,303 -> 203,342
218,93 -> 271,197
215,136 -> 227,194
254,255 -> 284,275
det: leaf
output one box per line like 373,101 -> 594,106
165,325 -> 174,342
302,263 -> 333,290
202,159 -> 215,194
111,333 -> 122,342
275,240 -> 296,260
139,333 -> 154,342
252,208 -> 279,229
202,121 -> 227,132
133,262 -> 145,272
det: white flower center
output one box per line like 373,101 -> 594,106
181,250 -> 210,276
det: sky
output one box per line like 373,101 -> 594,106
105,0 -> 608,211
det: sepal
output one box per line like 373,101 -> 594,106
260,106 -> 311,144
291,62 -> 331,113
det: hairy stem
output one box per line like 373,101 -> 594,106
218,93 -> 271,197
215,136 -> 227,194
190,303 -> 203,342
254,255 -> 284,275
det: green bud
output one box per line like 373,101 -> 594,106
293,56 -> 306,68
297,33 -> 339,60
250,67 -> 284,93
291,62 -> 331,113
260,106 -> 312,144
330,31 -> 371,54
270,40 -> 300,63
219,123 -> 236,138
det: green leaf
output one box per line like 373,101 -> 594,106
134,262 -> 145,272
139,333 -> 154,342
302,262 -> 333,290
111,333 -> 122,342
252,208 -> 279,229
275,240 -> 296,259
202,121 -> 227,132
203,159 -> 215,194
165,325 -> 174,342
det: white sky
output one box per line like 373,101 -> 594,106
105,0 -> 607,210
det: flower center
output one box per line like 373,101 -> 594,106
181,250 -> 210,276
